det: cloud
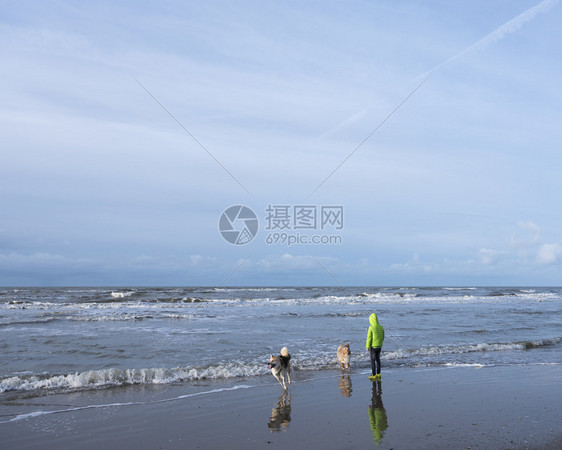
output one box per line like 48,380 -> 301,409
474,221 -> 562,269
474,221 -> 560,267
536,243 -> 562,265
0,252 -> 90,268
478,248 -> 507,265
389,253 -> 439,273
510,220 -> 541,249
257,253 -> 339,272
189,254 -> 218,267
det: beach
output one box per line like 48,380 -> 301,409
3,0 -> 562,447
2,287 -> 561,448
2,364 -> 561,449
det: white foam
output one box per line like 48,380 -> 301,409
110,291 -> 134,298
442,363 -> 485,368
1,288 -> 560,316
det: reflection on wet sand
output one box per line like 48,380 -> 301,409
268,391 -> 291,432
368,380 -> 388,445
338,374 -> 353,397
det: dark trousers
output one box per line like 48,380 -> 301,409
370,347 -> 382,375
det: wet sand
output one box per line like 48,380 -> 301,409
2,364 -> 561,449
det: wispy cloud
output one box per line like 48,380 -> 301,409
478,248 -> 507,266
257,253 -> 339,272
536,243 -> 562,265
510,221 -> 542,249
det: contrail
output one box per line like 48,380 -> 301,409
422,0 -> 558,78
320,104 -> 374,138
311,0 -> 557,196
337,0 -> 558,131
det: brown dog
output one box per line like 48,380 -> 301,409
337,342 -> 351,369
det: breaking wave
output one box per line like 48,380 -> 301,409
110,291 -> 135,299
0,364 -> 268,394
384,338 -> 561,360
4,338 -> 558,395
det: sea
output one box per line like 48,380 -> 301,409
1,286 -> 561,404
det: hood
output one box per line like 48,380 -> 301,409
369,313 -> 379,326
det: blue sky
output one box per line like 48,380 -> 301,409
1,0 -> 561,286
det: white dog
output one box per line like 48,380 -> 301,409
268,347 -> 291,389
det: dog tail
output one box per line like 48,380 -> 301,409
280,347 -> 290,358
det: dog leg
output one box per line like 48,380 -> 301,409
279,373 -> 287,390
275,373 -> 287,389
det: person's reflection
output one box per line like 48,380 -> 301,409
338,374 -> 353,397
268,390 -> 291,432
368,380 -> 388,445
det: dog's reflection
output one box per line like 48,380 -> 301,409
338,374 -> 353,397
267,390 -> 292,432
368,380 -> 388,445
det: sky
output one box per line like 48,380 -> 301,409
1,0 -> 561,286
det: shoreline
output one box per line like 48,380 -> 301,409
1,364 -> 561,449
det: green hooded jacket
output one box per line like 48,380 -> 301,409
366,313 -> 384,349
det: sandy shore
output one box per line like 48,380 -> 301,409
2,364 -> 561,449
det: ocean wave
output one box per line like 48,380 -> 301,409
0,312 -> 207,325
384,338 -> 561,360
2,337 -> 559,394
211,287 -> 289,293
303,312 -> 368,319
0,356 -> 357,395
2,288 -> 560,312
67,314 -> 154,322
0,364 -> 269,394
0,298 -> 208,313
0,318 -> 57,327
110,291 -> 135,299
441,363 -> 485,368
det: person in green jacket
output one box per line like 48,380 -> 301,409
366,313 -> 384,380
